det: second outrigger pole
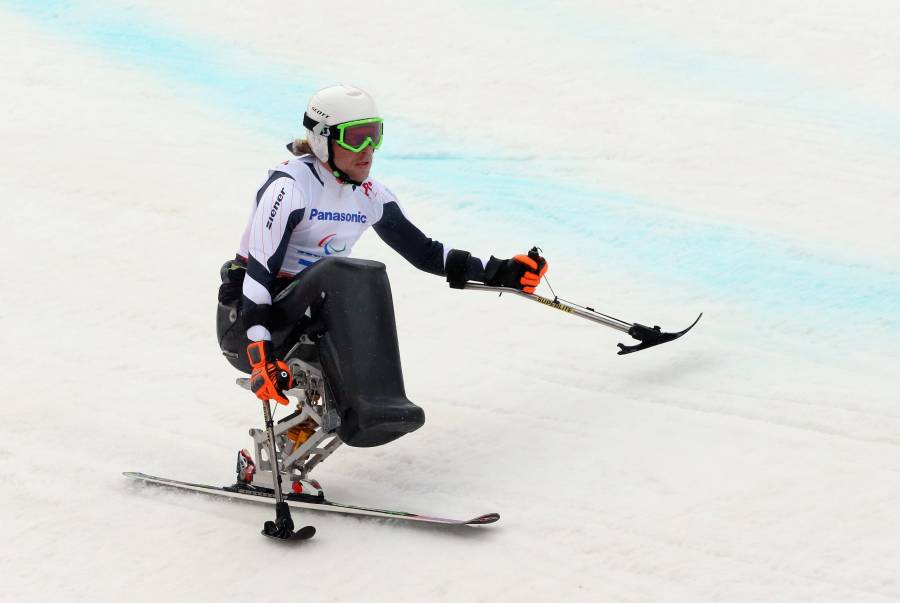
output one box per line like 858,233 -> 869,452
463,267 -> 702,355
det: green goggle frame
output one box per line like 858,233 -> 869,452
332,118 -> 384,153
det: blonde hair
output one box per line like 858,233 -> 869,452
289,139 -> 315,157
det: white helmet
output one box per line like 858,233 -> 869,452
303,85 -> 380,164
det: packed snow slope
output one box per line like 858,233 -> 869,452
3,1 -> 900,601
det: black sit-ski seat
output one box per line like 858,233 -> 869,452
218,257 -> 425,447
308,259 -> 425,447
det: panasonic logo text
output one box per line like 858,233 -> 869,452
309,209 -> 367,224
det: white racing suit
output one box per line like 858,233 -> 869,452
215,153 -> 518,447
217,154 -> 487,372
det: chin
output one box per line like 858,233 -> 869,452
351,166 -> 373,182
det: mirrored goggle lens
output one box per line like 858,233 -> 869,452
340,122 -> 383,150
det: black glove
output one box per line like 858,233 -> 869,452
484,249 -> 548,294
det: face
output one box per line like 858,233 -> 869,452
331,143 -> 374,182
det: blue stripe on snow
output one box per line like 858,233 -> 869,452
3,0 -> 898,337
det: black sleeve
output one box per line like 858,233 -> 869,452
373,201 -> 485,281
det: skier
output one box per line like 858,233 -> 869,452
130,85 -> 701,539
216,84 -> 548,446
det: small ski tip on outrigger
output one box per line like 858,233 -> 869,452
460,247 -> 702,355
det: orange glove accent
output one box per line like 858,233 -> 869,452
512,253 -> 549,294
247,341 -> 293,405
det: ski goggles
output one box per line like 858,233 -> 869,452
332,118 -> 383,153
303,114 -> 383,153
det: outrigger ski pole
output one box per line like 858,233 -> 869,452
260,398 -> 316,541
464,248 -> 702,355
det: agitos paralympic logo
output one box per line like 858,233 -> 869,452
318,234 -> 346,256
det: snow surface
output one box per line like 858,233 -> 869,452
2,1 -> 900,601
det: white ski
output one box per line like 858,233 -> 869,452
124,472 -> 499,526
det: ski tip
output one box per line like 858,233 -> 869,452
466,513 -> 500,525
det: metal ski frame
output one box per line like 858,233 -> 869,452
463,283 -> 702,355
237,339 -> 343,488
